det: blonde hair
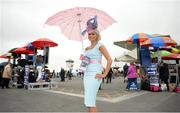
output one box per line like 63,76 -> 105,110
88,29 -> 101,41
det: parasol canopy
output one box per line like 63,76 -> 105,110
31,38 -> 58,49
141,36 -> 177,48
45,7 -> 116,42
12,47 -> 34,54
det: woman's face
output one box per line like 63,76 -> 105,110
88,32 -> 98,42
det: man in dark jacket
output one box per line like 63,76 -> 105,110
60,68 -> 65,81
123,63 -> 129,83
159,62 -> 169,91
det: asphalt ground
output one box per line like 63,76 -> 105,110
0,76 -> 180,112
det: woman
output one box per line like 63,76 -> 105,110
127,62 -> 138,90
82,28 -> 112,112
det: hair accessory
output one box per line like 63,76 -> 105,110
81,16 -> 98,36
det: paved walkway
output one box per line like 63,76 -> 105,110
1,76 -> 179,112
46,76 -> 147,103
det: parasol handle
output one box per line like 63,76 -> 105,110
78,19 -> 84,53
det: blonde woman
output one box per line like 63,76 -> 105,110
82,28 -> 112,112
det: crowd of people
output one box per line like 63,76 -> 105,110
1,58 -> 175,92
0,59 -> 76,89
121,61 -> 180,92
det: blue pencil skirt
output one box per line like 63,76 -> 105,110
83,72 -> 102,107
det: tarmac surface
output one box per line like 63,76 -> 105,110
0,76 -> 180,112
48,76 -> 147,103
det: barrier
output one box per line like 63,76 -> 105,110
28,80 -> 59,90
49,82 -> 59,89
28,82 -> 50,90
49,78 -> 59,89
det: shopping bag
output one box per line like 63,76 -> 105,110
161,83 -> 167,91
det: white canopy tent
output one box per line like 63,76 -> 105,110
115,48 -> 137,63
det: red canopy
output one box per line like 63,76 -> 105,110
13,47 -> 34,54
31,38 -> 58,49
0,53 -> 12,59
163,53 -> 180,60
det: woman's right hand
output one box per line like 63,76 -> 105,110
79,54 -> 84,60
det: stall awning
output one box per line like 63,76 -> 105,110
113,41 -> 136,51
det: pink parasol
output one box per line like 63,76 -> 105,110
45,7 -> 116,50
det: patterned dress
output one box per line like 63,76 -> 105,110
83,43 -> 103,107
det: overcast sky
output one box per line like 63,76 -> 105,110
0,0 -> 180,71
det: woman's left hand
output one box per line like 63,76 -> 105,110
95,73 -> 105,79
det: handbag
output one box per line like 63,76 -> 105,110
79,55 -> 90,72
